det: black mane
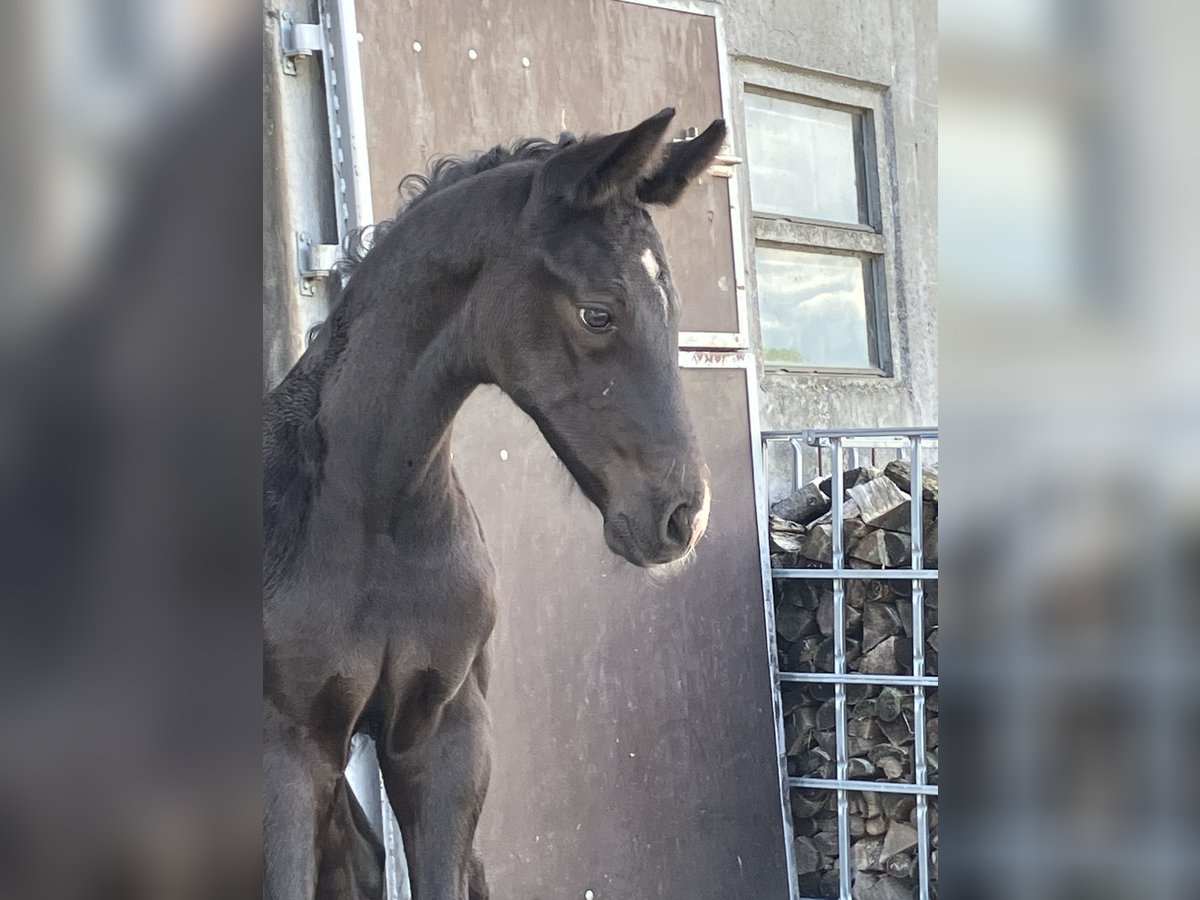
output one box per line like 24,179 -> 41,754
339,132 -> 578,280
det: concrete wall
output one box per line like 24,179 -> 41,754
720,0 -> 938,431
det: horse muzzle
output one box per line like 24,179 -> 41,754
603,480 -> 710,567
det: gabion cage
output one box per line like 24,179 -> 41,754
762,428 -> 939,900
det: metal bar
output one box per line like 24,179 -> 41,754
806,426 -> 939,440
790,439 -> 803,493
746,356 -> 801,900
762,428 -> 936,442
910,436 -> 931,900
772,568 -> 939,580
830,439 -> 851,900
779,672 -> 939,687
789,777 -> 939,797
320,0 -> 374,248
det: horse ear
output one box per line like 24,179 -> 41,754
542,108 -> 677,207
637,118 -> 727,206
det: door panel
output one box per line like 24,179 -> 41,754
358,0 -> 739,336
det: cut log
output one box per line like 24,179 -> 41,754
868,744 -> 907,780
775,603 -> 816,642
800,524 -> 832,564
817,592 -> 862,638
857,635 -> 912,676
883,458 -> 938,502
813,830 -> 840,857
790,789 -> 826,818
885,851 -> 915,879
862,602 -> 904,652
847,476 -> 913,532
847,757 -> 876,778
771,482 -> 831,525
852,836 -> 884,871
857,874 -> 913,900
818,466 -> 880,498
875,686 -> 905,722
878,713 -> 914,747
880,821 -> 918,864
847,577 -> 886,609
792,836 -> 821,874
924,515 -> 938,566
848,529 -> 912,568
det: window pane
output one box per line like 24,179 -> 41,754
745,92 -> 865,224
756,246 -> 873,369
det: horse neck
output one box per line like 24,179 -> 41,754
315,226 -> 487,526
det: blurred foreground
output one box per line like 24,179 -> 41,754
0,2 -> 261,897
941,2 -> 1200,898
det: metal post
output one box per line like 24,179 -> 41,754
830,438 -> 851,898
791,439 -> 803,494
910,437 -> 930,900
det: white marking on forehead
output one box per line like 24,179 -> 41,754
640,248 -> 660,280
640,248 -> 670,318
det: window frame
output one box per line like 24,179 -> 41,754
737,66 -> 896,377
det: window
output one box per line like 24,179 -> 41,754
744,89 -> 889,373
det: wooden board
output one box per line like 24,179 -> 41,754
358,0 -> 739,336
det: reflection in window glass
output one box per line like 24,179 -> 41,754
745,92 -> 864,224
756,247 -> 873,369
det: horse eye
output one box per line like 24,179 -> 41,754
578,306 -> 615,333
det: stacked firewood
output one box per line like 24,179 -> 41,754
769,460 -> 939,900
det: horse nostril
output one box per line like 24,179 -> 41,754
665,502 -> 693,548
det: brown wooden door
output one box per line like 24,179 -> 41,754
355,2 -> 787,897
358,0 -> 740,338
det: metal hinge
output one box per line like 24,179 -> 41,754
297,233 -> 340,295
708,150 -> 743,179
280,12 -> 325,75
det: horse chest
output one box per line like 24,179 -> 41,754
366,525 -> 498,669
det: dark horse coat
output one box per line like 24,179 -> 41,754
263,109 -> 726,900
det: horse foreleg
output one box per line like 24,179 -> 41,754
315,777 -> 385,900
380,670 -> 491,900
264,724 -> 336,900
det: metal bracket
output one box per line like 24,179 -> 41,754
296,233 -> 339,295
673,130 -> 742,179
708,149 -> 743,179
280,12 -> 324,75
